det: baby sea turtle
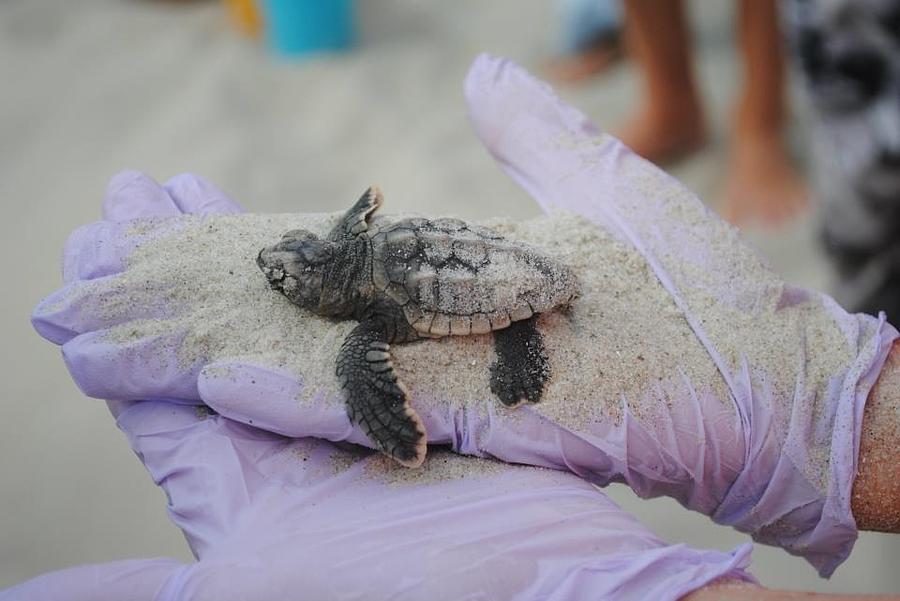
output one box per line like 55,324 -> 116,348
257,187 -> 579,467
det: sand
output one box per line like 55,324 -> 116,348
55,205 -> 880,503
85,210 -> 727,434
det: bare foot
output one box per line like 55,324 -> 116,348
544,40 -> 624,84
615,103 -> 707,166
721,133 -> 808,227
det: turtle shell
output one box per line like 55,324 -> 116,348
368,217 -> 579,337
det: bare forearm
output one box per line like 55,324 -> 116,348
852,341 -> 900,532
684,580 -> 898,601
686,346 -> 900,600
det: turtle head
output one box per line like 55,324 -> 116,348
257,229 -> 336,311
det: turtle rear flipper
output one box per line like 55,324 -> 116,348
337,319 -> 427,467
490,315 -> 550,407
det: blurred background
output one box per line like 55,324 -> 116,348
2,0 -> 899,595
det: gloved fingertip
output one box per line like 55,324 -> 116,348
31,280 -> 92,345
31,299 -> 77,345
165,173 -> 244,216
464,54 -> 511,147
61,330 -> 201,402
199,361 -> 303,433
464,54 -> 597,144
463,53 -> 510,103
105,399 -> 138,419
103,170 -> 180,221
62,221 -> 125,283
199,360 -> 353,440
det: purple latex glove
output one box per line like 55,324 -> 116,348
12,174 -> 756,600
459,56 -> 897,576
30,57 -> 898,577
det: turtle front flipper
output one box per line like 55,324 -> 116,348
336,319 -> 427,467
490,315 -> 550,407
328,186 -> 384,241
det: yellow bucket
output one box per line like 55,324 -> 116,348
224,0 -> 262,37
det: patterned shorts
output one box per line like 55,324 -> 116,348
785,0 -> 900,320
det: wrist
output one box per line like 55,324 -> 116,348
683,580 -> 897,600
852,340 -> 900,532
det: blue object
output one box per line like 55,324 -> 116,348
560,0 -> 621,54
263,0 -> 355,57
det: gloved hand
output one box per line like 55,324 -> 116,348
31,56 -> 898,577
10,179 -> 755,601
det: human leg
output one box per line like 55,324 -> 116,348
615,0 -> 707,164
721,0 -> 808,226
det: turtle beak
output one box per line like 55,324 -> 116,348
257,240 -> 329,310
257,245 -> 287,288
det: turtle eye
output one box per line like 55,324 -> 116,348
298,241 -> 334,265
281,229 -> 318,243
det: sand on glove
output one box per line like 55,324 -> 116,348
59,203 -> 878,500
76,210 -> 727,437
